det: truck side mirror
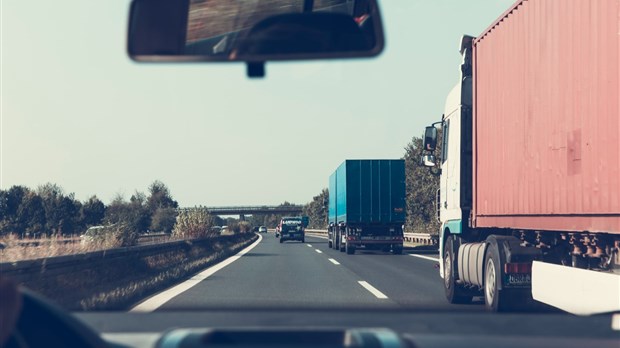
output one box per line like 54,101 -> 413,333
423,126 -> 438,151
421,154 -> 436,167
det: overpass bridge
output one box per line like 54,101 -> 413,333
178,205 -> 304,220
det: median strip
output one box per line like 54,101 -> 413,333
358,281 -> 388,299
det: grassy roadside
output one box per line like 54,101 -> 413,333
12,233 -> 258,311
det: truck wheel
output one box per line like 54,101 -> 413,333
346,242 -> 355,255
444,236 -> 472,304
392,246 -> 403,255
328,240 -> 333,248
484,245 -> 512,312
301,238 -> 305,243
279,238 -> 284,244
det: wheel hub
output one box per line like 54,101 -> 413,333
485,257 -> 496,306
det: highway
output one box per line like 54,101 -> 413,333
134,233 -> 484,312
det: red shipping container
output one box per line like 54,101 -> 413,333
472,0 -> 620,233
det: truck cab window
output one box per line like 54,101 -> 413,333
441,121 -> 449,163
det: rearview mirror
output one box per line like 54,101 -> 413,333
423,126 -> 438,152
128,0 -> 385,77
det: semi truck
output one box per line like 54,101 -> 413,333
421,0 -> 620,313
328,160 -> 406,255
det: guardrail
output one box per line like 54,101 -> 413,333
304,229 -> 437,246
9,233 -> 171,247
404,232 -> 438,246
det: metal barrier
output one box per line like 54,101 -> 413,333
404,232 -> 438,245
304,229 -> 437,246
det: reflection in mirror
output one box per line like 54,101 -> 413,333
129,0 -> 384,62
423,126 -> 438,152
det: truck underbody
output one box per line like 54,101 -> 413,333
328,223 -> 403,255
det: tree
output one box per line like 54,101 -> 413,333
104,191 -> 150,234
146,180 -> 178,214
150,207 -> 178,233
302,188 -> 328,229
16,192 -> 47,237
37,183 -> 66,235
0,186 -> 31,235
403,131 -> 443,235
80,196 -> 106,228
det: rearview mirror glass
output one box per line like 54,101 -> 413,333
423,126 -> 438,152
128,0 -> 384,63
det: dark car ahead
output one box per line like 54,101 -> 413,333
278,217 -> 305,243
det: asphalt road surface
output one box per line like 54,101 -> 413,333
136,233 -> 484,312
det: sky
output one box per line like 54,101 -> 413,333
1,0 -> 514,207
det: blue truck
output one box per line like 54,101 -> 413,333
328,160 -> 406,255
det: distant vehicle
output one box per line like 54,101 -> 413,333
258,226 -> 268,233
328,160 -> 406,255
252,226 -> 260,233
278,217 -> 305,243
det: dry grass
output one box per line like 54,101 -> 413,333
0,234 -> 106,263
0,233 -> 173,263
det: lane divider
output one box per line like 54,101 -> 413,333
408,254 -> 439,262
358,281 -> 388,299
307,244 -> 312,247
328,258 -> 340,265
315,249 -> 323,254
130,233 -> 263,313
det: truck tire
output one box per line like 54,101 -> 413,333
329,240 -> 333,248
279,238 -> 284,244
444,236 -> 472,304
301,237 -> 305,243
346,242 -> 355,255
484,245 -> 512,312
392,246 -> 403,255
334,232 -> 340,250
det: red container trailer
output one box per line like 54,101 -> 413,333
421,0 -> 619,313
472,0 -> 620,234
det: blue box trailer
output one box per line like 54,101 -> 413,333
328,160 -> 406,255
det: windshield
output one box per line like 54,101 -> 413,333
2,0 -> 619,318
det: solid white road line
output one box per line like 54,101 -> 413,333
328,258 -> 340,265
130,234 -> 263,313
408,254 -> 439,262
358,281 -> 388,299
315,249 -> 323,254
307,244 -> 312,247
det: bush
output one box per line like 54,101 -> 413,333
172,208 -> 215,239
82,224 -> 138,248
